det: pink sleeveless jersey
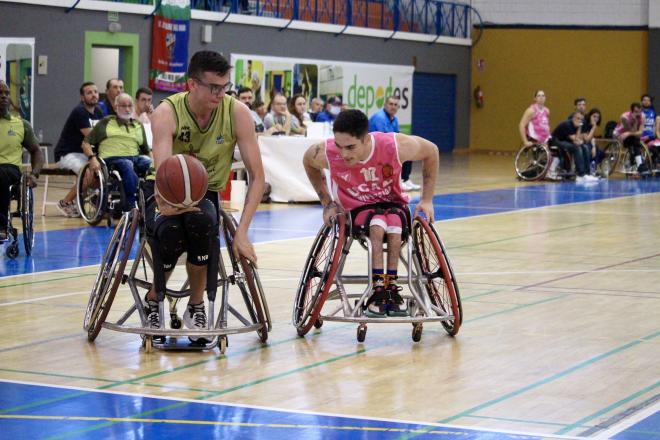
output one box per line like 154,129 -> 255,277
526,104 -> 551,143
325,132 -> 409,211
614,111 -> 642,139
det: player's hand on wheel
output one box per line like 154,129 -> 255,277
414,200 -> 435,224
232,230 -> 257,267
322,201 -> 342,227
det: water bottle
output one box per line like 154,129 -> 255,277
590,160 -> 596,175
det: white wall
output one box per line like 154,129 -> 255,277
470,0 -> 649,27
90,47 -> 119,94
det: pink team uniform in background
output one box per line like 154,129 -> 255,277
614,111 -> 643,141
326,132 -> 409,234
526,104 -> 551,144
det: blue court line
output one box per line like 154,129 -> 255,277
612,417 -> 660,440
439,330 -> 660,424
4,179 -> 660,278
0,381 -> 571,440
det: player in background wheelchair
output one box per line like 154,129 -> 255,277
303,109 -> 438,317
81,92 -> 151,216
0,81 -> 43,252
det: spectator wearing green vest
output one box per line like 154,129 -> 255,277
0,81 -> 44,240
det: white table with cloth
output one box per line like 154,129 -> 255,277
258,136 -> 324,203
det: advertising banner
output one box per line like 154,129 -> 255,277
231,54 -> 414,133
150,0 -> 190,92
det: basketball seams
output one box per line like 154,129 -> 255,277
156,154 -> 208,208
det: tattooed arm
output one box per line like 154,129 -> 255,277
303,142 -> 339,225
396,133 -> 439,223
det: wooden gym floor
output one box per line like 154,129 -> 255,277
0,153 -> 658,439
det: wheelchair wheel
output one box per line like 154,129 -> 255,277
20,173 -> 34,256
83,209 -> 139,341
515,144 -> 550,181
293,215 -> 346,337
599,140 -> 621,176
618,145 -> 654,176
412,217 -> 462,336
77,163 -> 106,225
219,210 -> 270,342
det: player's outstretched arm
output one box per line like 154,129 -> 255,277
397,133 -> 438,223
303,142 -> 338,226
234,101 -> 266,264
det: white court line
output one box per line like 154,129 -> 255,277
0,290 -> 92,307
593,400 -> 660,440
5,267 -> 660,307
2,190 -> 657,282
0,378 -> 583,440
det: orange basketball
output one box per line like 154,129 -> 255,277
155,154 -> 209,208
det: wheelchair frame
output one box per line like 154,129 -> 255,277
76,158 -> 126,226
514,143 -> 575,181
292,206 -> 462,343
4,172 -> 34,259
83,187 -> 271,353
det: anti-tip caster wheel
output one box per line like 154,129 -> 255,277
357,324 -> 367,343
412,323 -> 423,342
170,315 -> 182,329
313,318 -> 323,329
142,335 -> 153,353
5,243 -> 19,259
219,336 -> 228,354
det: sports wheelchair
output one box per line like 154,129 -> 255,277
599,138 -> 655,177
3,172 -> 34,259
83,182 -> 271,353
292,203 -> 462,343
514,143 -> 575,181
76,158 -> 131,226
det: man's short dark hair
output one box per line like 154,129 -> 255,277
237,86 -> 252,96
327,96 -> 341,106
641,94 -> 653,102
135,87 -> 153,100
80,81 -> 96,95
574,98 -> 586,106
188,50 -> 231,79
105,78 -> 121,90
631,102 -> 642,112
333,109 -> 368,138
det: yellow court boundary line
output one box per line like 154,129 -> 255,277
0,414 -> 490,437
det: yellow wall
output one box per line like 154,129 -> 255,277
470,28 -> 648,152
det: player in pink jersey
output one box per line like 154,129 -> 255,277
519,90 -> 551,147
303,110 -> 439,317
615,102 -> 646,172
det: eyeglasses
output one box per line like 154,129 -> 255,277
195,78 -> 233,95
117,104 -> 134,109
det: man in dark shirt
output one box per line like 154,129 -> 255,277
551,112 -> 596,183
98,78 -> 124,116
54,82 -> 104,217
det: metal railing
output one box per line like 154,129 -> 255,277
97,0 -> 479,39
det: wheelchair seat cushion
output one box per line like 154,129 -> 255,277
349,202 -> 411,240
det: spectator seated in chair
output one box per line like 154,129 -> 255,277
83,93 -> 151,212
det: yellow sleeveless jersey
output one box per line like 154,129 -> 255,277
0,112 -> 38,168
162,92 -> 236,191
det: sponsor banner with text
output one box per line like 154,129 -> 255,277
231,53 -> 414,133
